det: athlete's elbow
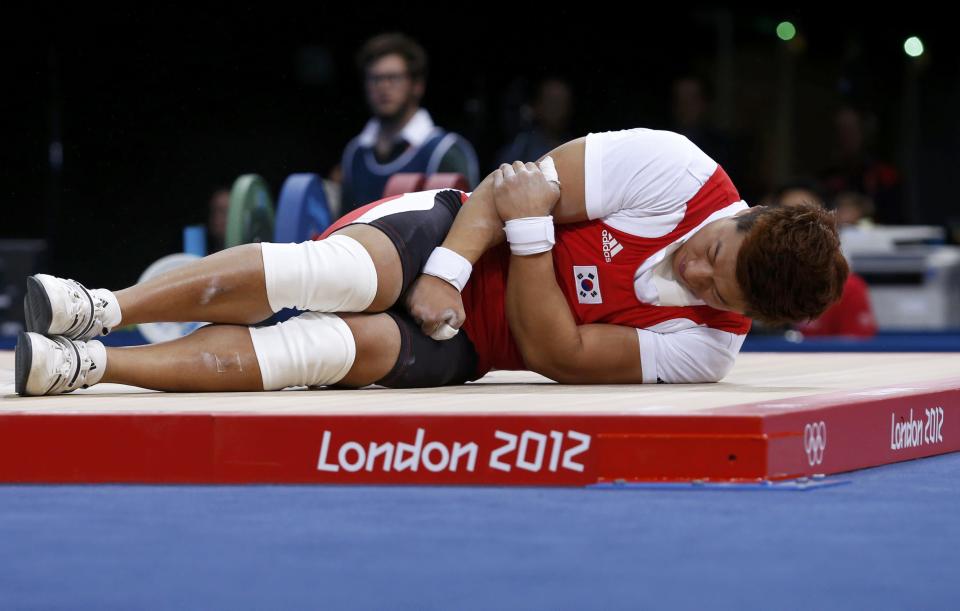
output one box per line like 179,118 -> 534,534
523,351 -> 557,380
532,362 -> 581,384
526,350 -> 600,384
517,337 -> 581,382
522,349 -> 571,383
546,368 -> 589,384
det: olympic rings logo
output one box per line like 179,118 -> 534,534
803,421 -> 827,466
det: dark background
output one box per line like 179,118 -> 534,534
4,7 -> 958,290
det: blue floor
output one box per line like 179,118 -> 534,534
1,453 -> 958,610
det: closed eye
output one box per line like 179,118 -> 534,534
711,242 -> 729,307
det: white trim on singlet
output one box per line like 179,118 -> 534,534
584,128 -> 719,238
352,189 -> 452,224
637,320 -> 745,384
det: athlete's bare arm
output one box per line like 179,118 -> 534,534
495,161 -> 645,384
440,136 -> 590,262
405,137 -> 588,337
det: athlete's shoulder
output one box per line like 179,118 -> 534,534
583,128 -> 720,234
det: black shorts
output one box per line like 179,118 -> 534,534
324,189 -> 481,388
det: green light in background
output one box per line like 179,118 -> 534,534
904,36 -> 924,57
777,21 -> 797,41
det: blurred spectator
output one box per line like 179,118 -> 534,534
340,33 -> 479,213
207,186 -> 230,253
671,75 -> 736,176
771,178 -> 828,209
833,190 -> 875,227
820,106 -> 904,224
771,180 -> 877,338
795,272 -> 877,338
494,77 -> 574,167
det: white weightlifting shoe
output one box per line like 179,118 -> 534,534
15,332 -> 106,396
24,274 -> 118,340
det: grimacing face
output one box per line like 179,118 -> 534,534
670,209 -> 752,314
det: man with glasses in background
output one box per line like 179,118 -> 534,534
340,33 -> 479,213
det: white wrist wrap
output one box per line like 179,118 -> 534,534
423,247 -> 472,292
504,216 -> 555,255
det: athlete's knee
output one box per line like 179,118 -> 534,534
259,235 -> 378,313
328,224 -> 403,312
248,312 -> 357,390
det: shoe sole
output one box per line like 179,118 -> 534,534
14,332 -> 33,396
24,276 -> 53,335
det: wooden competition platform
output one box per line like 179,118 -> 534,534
1,352 -> 958,486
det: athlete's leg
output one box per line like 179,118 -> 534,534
98,312 -> 401,392
114,231 -> 402,327
114,244 -> 273,327
113,187 -> 468,328
19,299 -> 477,395
28,190 -> 457,342
102,190 -> 448,328
254,187 -> 465,321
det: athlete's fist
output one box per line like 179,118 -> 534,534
404,273 -> 466,340
493,160 -> 561,222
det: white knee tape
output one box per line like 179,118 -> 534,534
248,312 -> 357,390
260,235 -> 378,313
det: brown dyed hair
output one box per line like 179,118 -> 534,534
735,202 -> 849,325
356,33 -> 428,82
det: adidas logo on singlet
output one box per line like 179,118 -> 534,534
601,230 -> 623,263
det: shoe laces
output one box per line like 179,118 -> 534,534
50,336 -> 96,392
64,279 -> 109,337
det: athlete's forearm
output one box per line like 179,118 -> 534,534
438,135 -> 586,264
505,251 -> 581,376
439,170 -> 505,263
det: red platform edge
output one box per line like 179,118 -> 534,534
1,377 -> 958,485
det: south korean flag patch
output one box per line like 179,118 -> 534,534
574,265 -> 602,304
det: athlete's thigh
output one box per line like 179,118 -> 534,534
337,307 -> 479,389
336,312 -> 402,387
325,189 -> 466,313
